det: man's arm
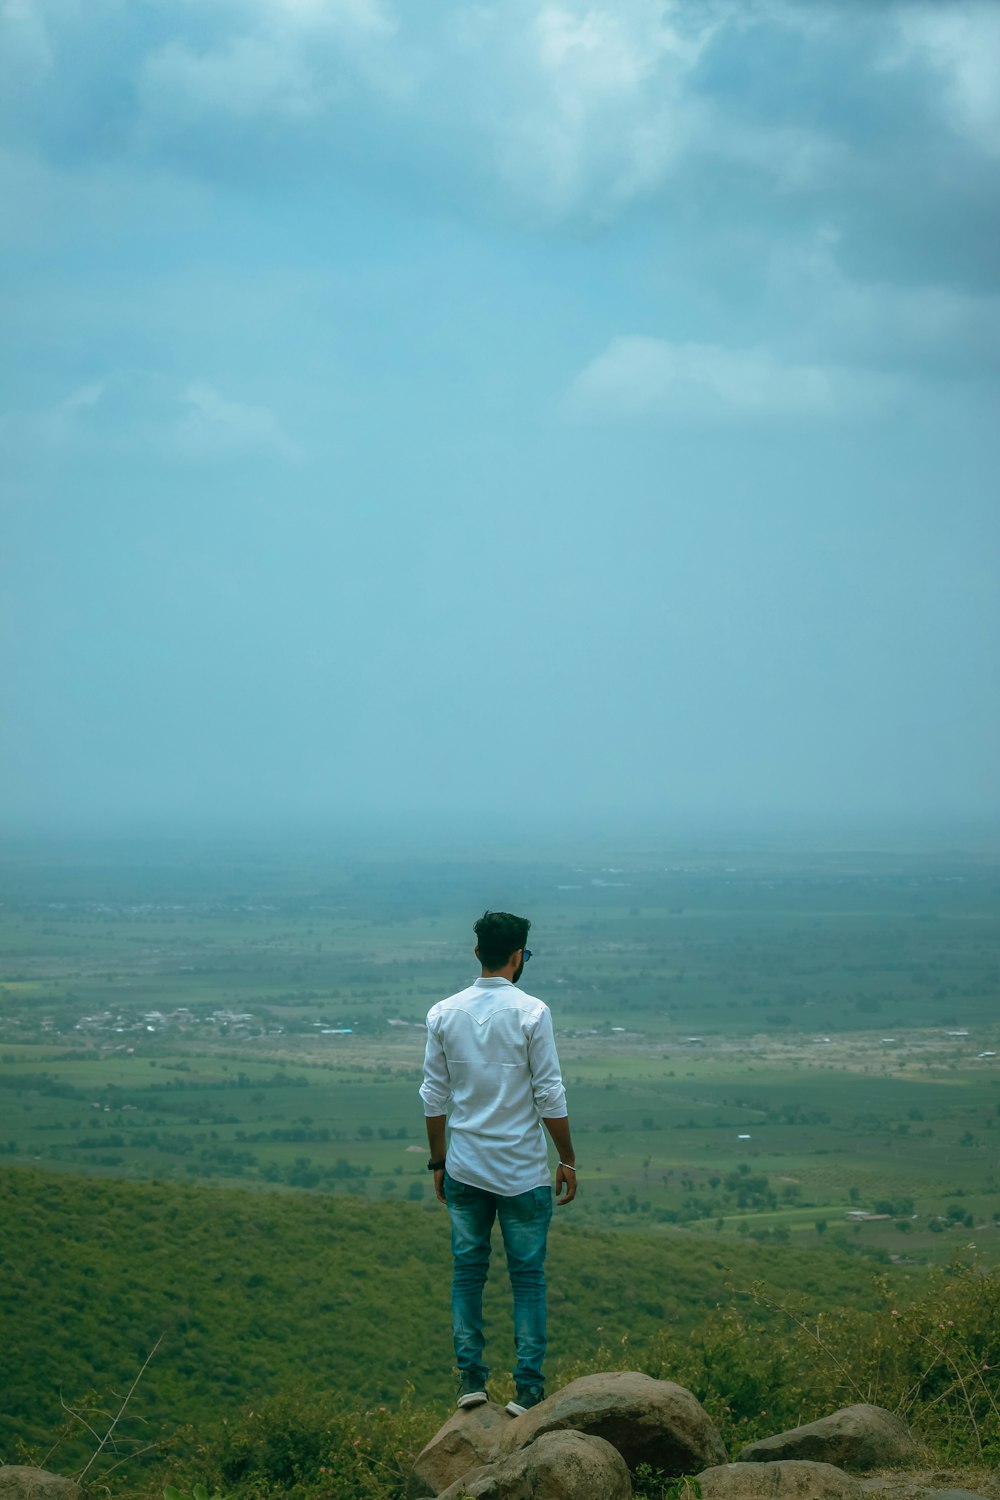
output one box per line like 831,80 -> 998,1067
425,1114 -> 447,1205
543,1115 -> 577,1204
527,1007 -> 575,1205
419,1012 -> 451,1206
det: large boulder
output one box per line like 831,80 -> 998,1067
737,1407 -> 922,1473
436,1430 -> 631,1500
0,1471 -> 81,1500
407,1401 -> 510,1499
503,1371 -> 726,1475
698,1460 -> 863,1500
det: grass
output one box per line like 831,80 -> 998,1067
0,1163 -> 899,1467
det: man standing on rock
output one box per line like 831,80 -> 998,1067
420,909 -> 577,1415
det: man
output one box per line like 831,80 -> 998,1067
420,909 -> 576,1415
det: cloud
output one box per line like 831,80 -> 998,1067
144,34 -> 325,123
892,2 -> 1000,158
565,335 -> 898,422
175,381 -> 301,460
1,374 -> 300,465
762,228 -> 1000,379
2,0 -> 997,274
480,1 -> 716,216
140,0 -> 400,128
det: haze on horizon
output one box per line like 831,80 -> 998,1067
1,1 -> 998,840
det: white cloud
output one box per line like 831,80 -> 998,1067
565,335 -> 897,421
892,2 -> 1000,157
176,381 -> 301,460
145,34 -> 324,122
477,0 -> 718,217
764,228 -> 1000,375
1,375 -> 300,463
2,0 -> 996,296
140,0 -> 401,127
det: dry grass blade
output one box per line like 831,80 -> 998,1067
75,1334 -> 164,1484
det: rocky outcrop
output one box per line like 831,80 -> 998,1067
407,1400 -> 510,1499
0,1470 -> 81,1500
698,1460 -> 864,1500
502,1371 -> 727,1476
737,1406 -> 923,1473
436,1430 -> 631,1500
403,1377 -> 953,1499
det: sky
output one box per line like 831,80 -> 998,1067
1,0 -> 998,839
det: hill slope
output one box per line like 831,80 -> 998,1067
1,1164 -> 900,1460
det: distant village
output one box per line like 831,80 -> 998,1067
15,1005 -> 308,1044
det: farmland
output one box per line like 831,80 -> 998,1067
1,836 -> 998,1263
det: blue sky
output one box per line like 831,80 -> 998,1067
1,0 -> 998,836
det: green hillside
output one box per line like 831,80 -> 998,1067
1,1164 -> 896,1463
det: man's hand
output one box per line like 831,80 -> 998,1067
555,1163 -> 576,1204
433,1167 -> 446,1205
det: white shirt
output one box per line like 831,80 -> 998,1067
420,977 -> 568,1197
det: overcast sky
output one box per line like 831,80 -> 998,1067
1,0 -> 998,838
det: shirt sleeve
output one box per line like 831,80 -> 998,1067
419,1013 -> 452,1116
527,1005 -> 568,1118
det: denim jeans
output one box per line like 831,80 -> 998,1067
444,1170 -> 553,1397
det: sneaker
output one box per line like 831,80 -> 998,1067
457,1374 -> 489,1408
506,1388 -> 544,1416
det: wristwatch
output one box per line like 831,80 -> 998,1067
427,1158 -> 447,1171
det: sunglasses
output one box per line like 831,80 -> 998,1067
522,949 -> 532,962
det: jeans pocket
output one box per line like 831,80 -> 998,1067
534,1187 -> 554,1221
509,1187 -> 552,1223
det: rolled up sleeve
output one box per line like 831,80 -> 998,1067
419,1015 -> 452,1116
527,1006 -> 567,1118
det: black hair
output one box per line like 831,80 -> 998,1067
474,909 -> 531,971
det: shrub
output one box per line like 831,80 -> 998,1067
209,1385 -> 436,1500
556,1257 -> 999,1462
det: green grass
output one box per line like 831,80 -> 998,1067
0,1164 -> 900,1464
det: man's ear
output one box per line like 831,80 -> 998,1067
474,946 -> 480,961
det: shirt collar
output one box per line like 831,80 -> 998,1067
473,976 -> 512,988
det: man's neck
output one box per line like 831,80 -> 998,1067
480,964 -> 518,982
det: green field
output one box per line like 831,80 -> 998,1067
1,837 -> 998,1265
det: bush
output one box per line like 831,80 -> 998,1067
556,1258 -> 999,1463
209,1385 -> 436,1500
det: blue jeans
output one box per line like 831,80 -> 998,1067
444,1170 -> 553,1396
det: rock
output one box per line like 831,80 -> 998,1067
698,1460 -> 863,1500
0,1470 -> 81,1500
738,1407 -> 922,1474
436,1430 -> 632,1500
407,1401 -> 511,1499
503,1371 -> 726,1475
